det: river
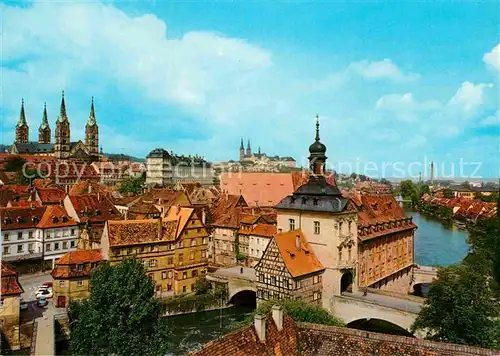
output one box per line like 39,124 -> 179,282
406,209 -> 469,266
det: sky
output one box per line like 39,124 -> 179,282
1,1 -> 499,179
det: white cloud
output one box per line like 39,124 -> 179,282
375,93 -> 441,122
483,44 -> 500,71
349,59 -> 419,82
401,134 -> 427,148
479,110 -> 500,126
448,81 -> 494,113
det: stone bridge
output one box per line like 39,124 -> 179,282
412,265 -> 438,286
206,266 -> 256,303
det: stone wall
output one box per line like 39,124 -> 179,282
297,323 -> 498,356
374,266 -> 413,294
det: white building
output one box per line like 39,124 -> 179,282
1,206 -> 46,262
146,148 -> 213,187
239,223 -> 277,267
0,205 -> 80,267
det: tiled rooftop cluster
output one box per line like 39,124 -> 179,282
421,194 -> 497,220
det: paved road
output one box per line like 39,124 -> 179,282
210,266 -> 256,280
19,272 -> 53,302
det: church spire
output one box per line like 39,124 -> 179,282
40,102 -> 49,129
38,102 -> 51,144
240,137 -> 244,150
246,139 -> 251,156
308,114 -> 327,175
58,90 -> 69,123
86,96 -> 97,126
315,114 -> 320,142
17,99 -> 27,127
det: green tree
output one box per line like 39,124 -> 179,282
442,188 -> 454,199
3,157 -> 26,172
400,180 -> 419,203
194,276 -> 212,295
237,299 -> 345,328
461,181 -> 471,188
118,175 -> 145,195
411,264 -> 500,349
68,259 -> 169,356
419,184 -> 430,196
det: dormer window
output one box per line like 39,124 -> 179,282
301,197 -> 307,204
52,216 -> 59,223
95,210 -> 101,216
16,216 -> 24,223
313,198 -> 318,206
62,216 -> 68,223
4,217 -> 11,224
32,217 -> 39,223
290,197 -> 296,204
77,264 -> 84,271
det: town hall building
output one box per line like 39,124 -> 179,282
10,92 -> 100,162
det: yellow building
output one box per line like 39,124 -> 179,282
101,206 -> 209,297
51,249 -> 103,308
1,263 -> 23,350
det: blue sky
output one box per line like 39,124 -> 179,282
1,1 -> 499,178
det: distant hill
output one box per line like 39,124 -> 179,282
105,153 -> 144,162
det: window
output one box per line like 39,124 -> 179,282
59,280 -> 65,287
289,218 -> 295,231
338,248 -> 342,261
348,247 -> 352,260
182,286 -> 187,293
17,244 -> 23,253
202,237 -> 208,244
191,239 -> 196,247
18,232 -> 23,240
167,256 -> 174,264
314,221 -> 320,235
28,243 -> 34,252
259,274 -> 264,282
71,229 -> 75,236
313,275 -> 319,284
182,272 -> 187,279
149,259 -> 157,267
63,241 -> 68,249
29,231 -> 33,238
167,284 -> 172,291
178,254 -> 184,264
192,270 -> 198,278
140,246 -> 145,253
348,221 -> 352,233
3,246 -> 10,255
77,280 -> 84,287
201,250 -> 206,258
161,271 -> 167,279
54,243 -> 60,251
77,264 -> 84,271
70,240 -> 75,248
284,279 -> 289,289
313,292 -> 321,300
46,243 -> 51,252
191,284 -> 195,292
271,276 -> 276,285
4,233 -> 9,241
177,240 -> 184,248
189,251 -> 195,260
167,270 -> 173,279
148,273 -> 154,280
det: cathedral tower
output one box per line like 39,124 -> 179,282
55,91 -> 71,159
15,99 -> 29,144
85,97 -> 99,157
38,102 -> 51,144
239,138 -> 245,160
246,139 -> 252,156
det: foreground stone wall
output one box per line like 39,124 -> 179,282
297,323 -> 498,356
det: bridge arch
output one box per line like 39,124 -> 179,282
228,287 -> 257,309
347,318 -> 414,337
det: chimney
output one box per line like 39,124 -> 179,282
201,209 -> 206,225
240,267 -> 244,274
254,314 -> 266,341
88,184 -> 92,194
97,192 -> 100,201
295,234 -> 300,250
176,204 -> 180,214
271,305 -> 283,331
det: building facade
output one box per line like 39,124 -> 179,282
0,263 -> 23,350
51,249 -> 102,308
11,92 -> 99,162
146,148 -> 213,187
255,231 -> 324,305
101,206 -> 209,297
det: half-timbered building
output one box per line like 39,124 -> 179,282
255,230 -> 324,306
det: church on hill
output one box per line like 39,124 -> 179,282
239,138 -> 296,168
10,91 -> 100,162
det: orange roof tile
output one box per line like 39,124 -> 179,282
273,230 -> 325,278
56,249 -> 103,265
164,206 -> 195,237
0,206 -> 47,231
107,219 -> 179,247
36,187 -> 66,204
38,205 -> 78,228
69,194 -> 122,223
251,223 -> 277,237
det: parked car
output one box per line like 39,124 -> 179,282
43,282 -> 53,288
20,299 -> 28,311
37,296 -> 48,307
35,288 -> 53,299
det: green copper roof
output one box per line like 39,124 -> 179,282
86,97 -> 97,126
57,90 -> 69,123
39,102 -> 50,130
16,99 -> 28,128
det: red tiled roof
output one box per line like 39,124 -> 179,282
9,200 -> 42,208
1,262 -> 23,296
0,186 -> 17,207
107,219 -> 179,247
38,205 -> 78,228
56,249 -> 103,265
36,187 -> 66,204
68,180 -> 112,196
0,171 -> 15,184
0,206 -> 47,231
273,230 -> 325,278
69,194 -> 122,223
32,178 -> 54,189
210,193 -> 247,222
51,249 -> 102,279
251,223 -> 277,237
